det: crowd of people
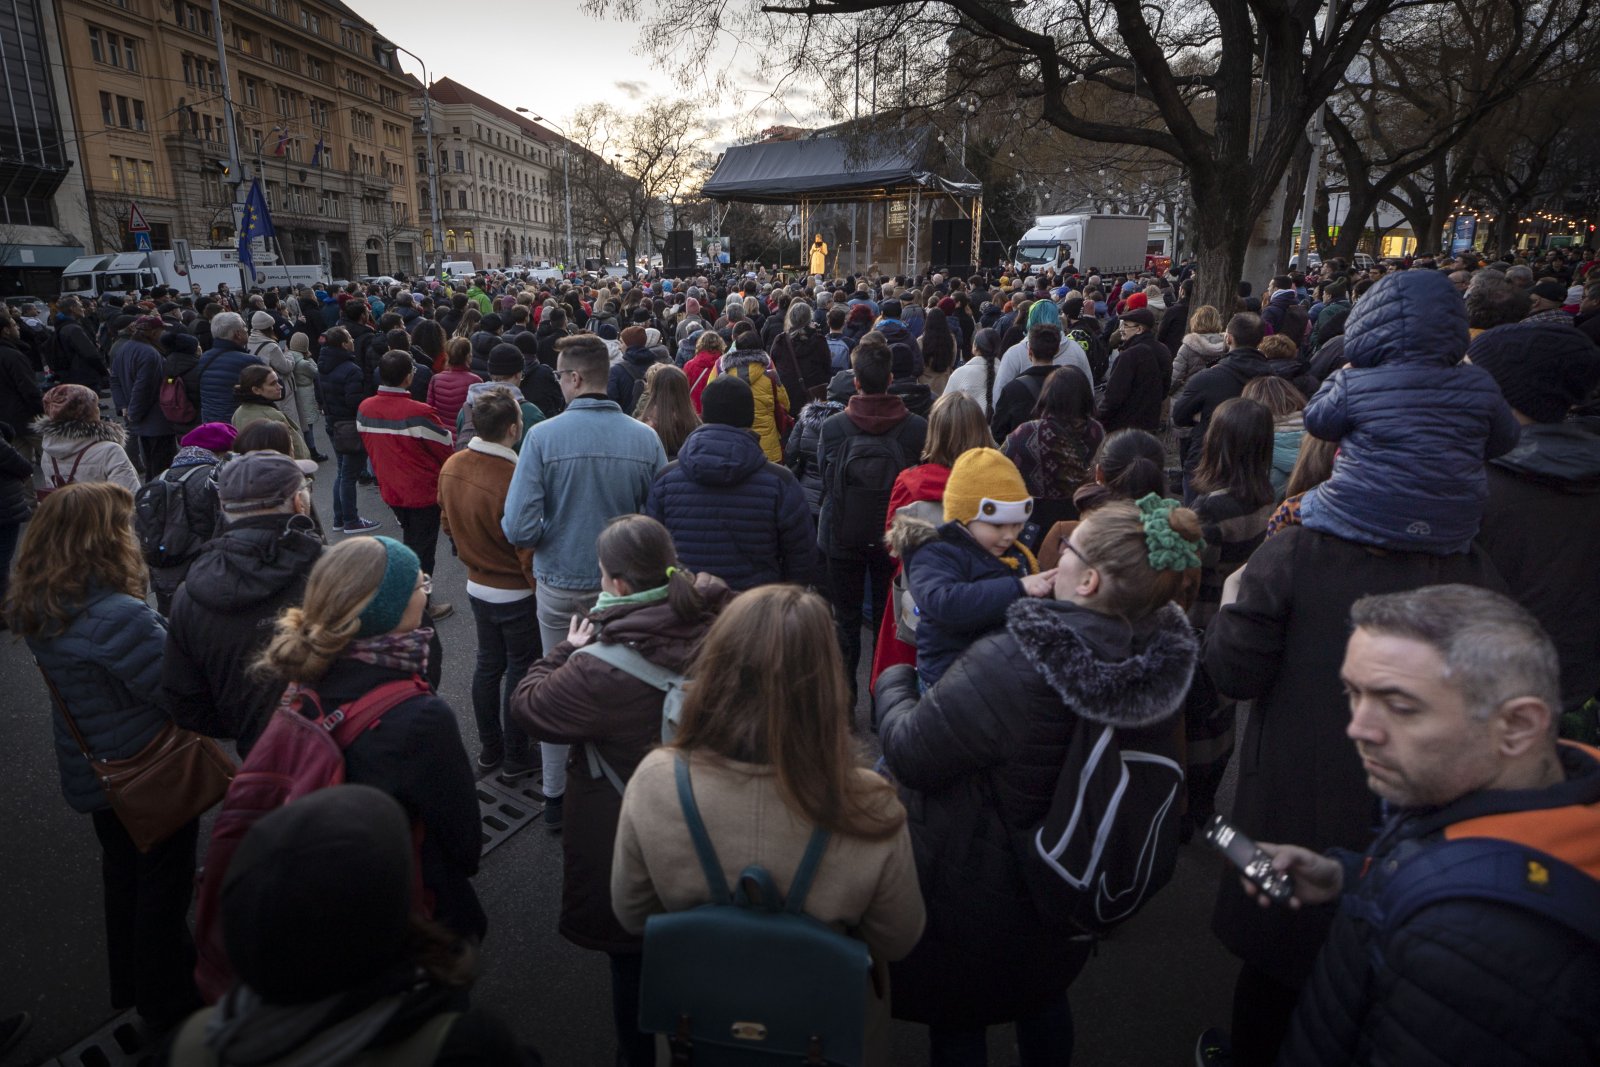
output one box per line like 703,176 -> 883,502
1,242 -> 1598,1066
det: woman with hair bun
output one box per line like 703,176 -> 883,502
255,535 -> 483,942
512,514 -> 732,1067
875,495 -> 1203,1064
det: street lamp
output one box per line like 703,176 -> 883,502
518,109 -> 575,269
346,22 -> 443,280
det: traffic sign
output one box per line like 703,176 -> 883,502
134,231 -> 153,252
128,201 -> 150,233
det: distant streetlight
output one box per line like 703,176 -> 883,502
518,108 -> 574,266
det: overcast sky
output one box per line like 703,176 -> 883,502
353,1 -> 825,146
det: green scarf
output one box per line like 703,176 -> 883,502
593,584 -> 670,613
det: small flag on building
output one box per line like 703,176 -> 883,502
238,178 -> 276,283
273,126 -> 289,157
310,137 -> 325,169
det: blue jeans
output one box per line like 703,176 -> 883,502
333,450 -> 364,528
534,585 -> 600,798
469,594 -> 537,765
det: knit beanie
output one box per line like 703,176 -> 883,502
42,383 -> 100,424
700,374 -> 755,428
943,448 -> 1034,525
1468,323 -> 1600,424
251,311 -> 275,332
621,325 -> 648,349
181,422 -> 239,452
355,537 -> 421,637
488,342 -> 523,377
289,332 -> 311,354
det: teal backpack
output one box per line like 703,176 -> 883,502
638,756 -> 870,1065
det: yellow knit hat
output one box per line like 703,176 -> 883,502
943,448 -> 1034,525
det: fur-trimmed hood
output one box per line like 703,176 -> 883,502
885,508 -> 940,560
1005,599 -> 1197,729
32,415 -> 126,447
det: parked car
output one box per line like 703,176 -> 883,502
1288,251 -> 1323,271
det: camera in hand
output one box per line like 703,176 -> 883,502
1203,815 -> 1295,904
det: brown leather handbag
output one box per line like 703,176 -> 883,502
40,665 -> 236,852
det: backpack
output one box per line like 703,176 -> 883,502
1016,713 -> 1184,937
622,358 -> 649,415
160,363 -> 199,425
570,641 -> 687,794
889,500 -> 943,644
826,335 -> 852,372
638,755 -> 871,1066
193,676 -> 432,1003
825,430 -> 909,554
134,463 -> 217,568
36,444 -> 93,502
171,1007 -> 460,1067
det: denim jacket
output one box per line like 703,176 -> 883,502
502,396 -> 666,590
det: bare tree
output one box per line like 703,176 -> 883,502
566,102 -> 711,272
377,202 -> 414,276
87,194 -> 137,254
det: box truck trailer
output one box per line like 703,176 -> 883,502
1012,214 -> 1151,276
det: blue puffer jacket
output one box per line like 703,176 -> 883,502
28,589 -> 172,813
897,517 -> 1034,687
1299,271 -> 1520,555
197,337 -> 265,424
644,423 -> 818,591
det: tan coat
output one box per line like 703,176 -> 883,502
612,748 -> 925,1064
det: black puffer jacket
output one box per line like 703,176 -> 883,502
643,423 -> 818,591
784,399 -> 844,516
1277,743 -> 1600,1067
875,599 -> 1198,1027
316,344 -> 365,422
162,513 -> 323,754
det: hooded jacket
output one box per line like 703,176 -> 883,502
29,589 -> 172,813
644,423 -> 818,591
32,416 -> 139,495
816,394 -> 928,560
1278,742 -> 1600,1067
452,380 -> 544,453
1169,332 -> 1227,400
606,344 -> 660,412
51,313 -> 105,388
162,512 -> 324,754
875,599 -> 1198,1026
1478,421 -> 1600,710
893,515 -> 1037,688
1299,271 -> 1521,555
509,573 -> 733,952
316,344 -> 365,423
717,353 -> 790,463
783,398 -> 846,516
1098,330 -> 1168,434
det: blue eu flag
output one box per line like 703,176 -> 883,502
238,179 -> 275,284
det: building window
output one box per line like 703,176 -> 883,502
307,56 -> 324,81
478,158 -> 484,178
456,189 -> 466,210
464,230 -> 475,252
243,77 -> 258,107
89,27 -> 104,62
109,156 -> 123,190
124,36 -> 138,69
238,30 -> 256,54
301,9 -> 321,33
132,99 -> 145,131
309,98 -> 330,127
177,3 -> 213,34
445,229 -> 456,253
339,25 -> 361,51
424,231 -> 434,254
454,150 -> 464,172
276,88 -> 293,116
100,92 -> 115,127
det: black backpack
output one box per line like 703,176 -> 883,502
1016,709 -> 1185,938
825,428 -> 908,553
134,463 -> 219,568
622,358 -> 649,415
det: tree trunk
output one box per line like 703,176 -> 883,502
1191,209 -> 1250,318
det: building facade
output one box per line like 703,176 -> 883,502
54,0 -> 421,280
412,77 -> 602,272
0,0 -> 92,298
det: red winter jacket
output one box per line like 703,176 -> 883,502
869,461 -> 952,688
357,386 -> 454,509
426,367 -> 482,428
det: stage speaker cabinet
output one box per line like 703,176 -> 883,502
665,229 -> 697,272
929,219 -> 973,275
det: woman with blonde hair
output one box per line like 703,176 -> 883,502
634,363 -> 699,458
871,390 -> 994,686
1170,304 -> 1227,399
611,584 -> 926,1065
6,482 -> 202,1028
255,535 -> 484,941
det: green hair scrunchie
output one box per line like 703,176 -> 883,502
1136,493 -> 1204,572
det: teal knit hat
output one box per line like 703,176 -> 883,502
355,537 -> 421,637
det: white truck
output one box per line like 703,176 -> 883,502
59,248 -> 326,300
1013,214 -> 1151,275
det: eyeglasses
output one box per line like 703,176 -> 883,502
556,367 -> 578,380
418,574 -> 433,597
1061,539 -> 1092,569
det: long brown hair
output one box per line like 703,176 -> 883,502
922,390 -> 993,466
672,586 -> 905,841
1191,397 -> 1275,509
4,483 -> 147,637
638,364 -> 699,456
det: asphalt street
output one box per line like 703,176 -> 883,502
0,462 -> 1241,1066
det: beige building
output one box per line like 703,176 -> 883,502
412,77 -> 602,271
54,0 -> 420,279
